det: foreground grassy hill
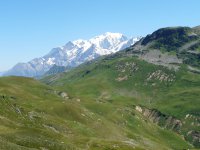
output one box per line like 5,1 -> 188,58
42,26 -> 200,148
0,76 -> 192,149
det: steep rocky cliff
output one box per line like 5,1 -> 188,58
135,105 -> 200,147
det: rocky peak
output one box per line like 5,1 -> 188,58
64,41 -> 75,50
141,27 -> 198,51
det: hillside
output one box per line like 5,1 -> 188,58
42,26 -> 200,148
0,77 -> 192,149
129,26 -> 200,69
1,26 -> 199,149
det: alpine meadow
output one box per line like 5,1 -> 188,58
0,1 -> 200,150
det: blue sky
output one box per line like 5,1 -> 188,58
0,0 -> 200,71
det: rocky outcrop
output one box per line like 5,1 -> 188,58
146,70 -> 175,83
115,75 -> 128,82
135,105 -> 200,147
135,106 -> 182,132
115,61 -> 139,81
46,89 -> 69,100
187,131 -> 200,147
58,92 -> 69,100
140,50 -> 182,70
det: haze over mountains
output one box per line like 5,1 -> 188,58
3,32 -> 140,77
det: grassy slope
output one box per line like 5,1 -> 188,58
0,76 -> 191,150
44,55 -> 200,118
42,55 -> 200,149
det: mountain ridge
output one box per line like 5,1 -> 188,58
4,33 -> 141,77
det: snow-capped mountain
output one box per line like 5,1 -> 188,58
4,32 -> 141,77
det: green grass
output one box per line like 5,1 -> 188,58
0,76 -> 191,149
42,55 -> 200,148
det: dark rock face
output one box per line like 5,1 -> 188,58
141,27 -> 198,51
44,65 -> 71,76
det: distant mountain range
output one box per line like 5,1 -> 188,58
3,32 -> 141,77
